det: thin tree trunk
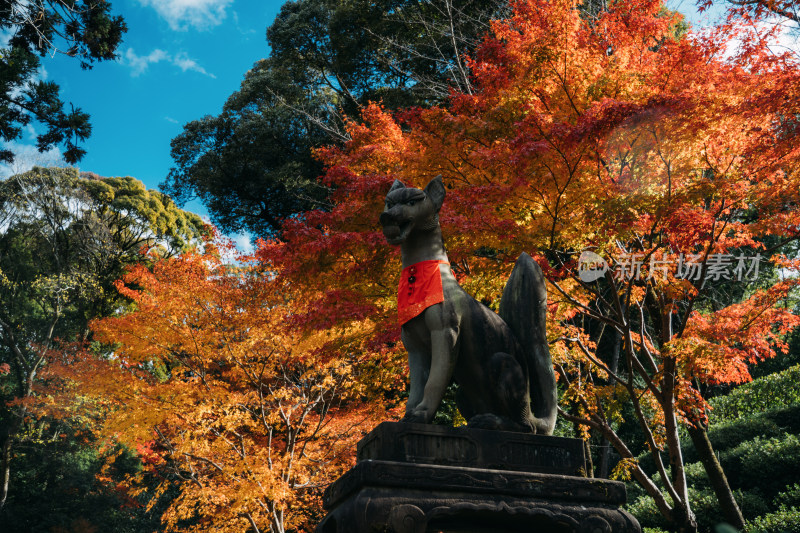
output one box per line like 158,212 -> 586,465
583,438 -> 594,478
687,424 -> 745,529
0,432 -> 11,511
599,329 -> 622,478
662,358 -> 697,533
597,441 -> 610,478
570,406 -> 594,477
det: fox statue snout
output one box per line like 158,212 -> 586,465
381,175 -> 557,434
378,211 -> 408,244
380,179 -> 441,245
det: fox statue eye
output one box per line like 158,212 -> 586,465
407,199 -> 417,206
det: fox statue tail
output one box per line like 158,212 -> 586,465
499,253 -> 558,435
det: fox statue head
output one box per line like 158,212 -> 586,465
379,176 -> 446,245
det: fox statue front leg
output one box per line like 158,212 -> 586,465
401,329 -> 428,420
401,303 -> 459,423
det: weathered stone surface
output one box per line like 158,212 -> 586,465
319,481 -> 640,533
498,252 -> 558,429
357,422 -> 586,476
323,460 -> 626,511
317,423 -> 641,533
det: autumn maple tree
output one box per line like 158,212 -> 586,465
242,0 -> 800,531
67,241 -> 390,533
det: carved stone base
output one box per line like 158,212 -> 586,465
317,423 -> 641,533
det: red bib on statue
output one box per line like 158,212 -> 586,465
397,260 -> 449,325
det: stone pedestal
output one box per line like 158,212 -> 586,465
317,422 -> 641,533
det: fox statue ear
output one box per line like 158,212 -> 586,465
388,179 -> 406,193
424,175 -> 446,212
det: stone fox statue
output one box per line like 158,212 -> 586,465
379,176 -> 558,434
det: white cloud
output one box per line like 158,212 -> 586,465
0,142 -> 64,179
137,0 -> 233,31
125,48 -> 169,76
230,232 -> 254,254
165,116 -> 180,124
0,28 -> 13,49
172,52 -> 216,78
765,18 -> 800,56
23,124 -> 37,141
124,47 -> 215,78
231,11 -> 257,36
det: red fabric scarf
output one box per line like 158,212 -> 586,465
397,260 -> 449,325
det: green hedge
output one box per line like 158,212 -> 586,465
628,435 -> 800,531
626,492 -> 670,530
627,488 -> 769,532
744,507 -> 800,533
672,434 -> 800,501
709,365 -> 800,424
709,405 -> 800,451
638,405 -> 800,477
676,405 -> 800,466
740,485 -> 800,532
778,485 -> 800,510
684,460 -> 711,489
722,434 -> 800,498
